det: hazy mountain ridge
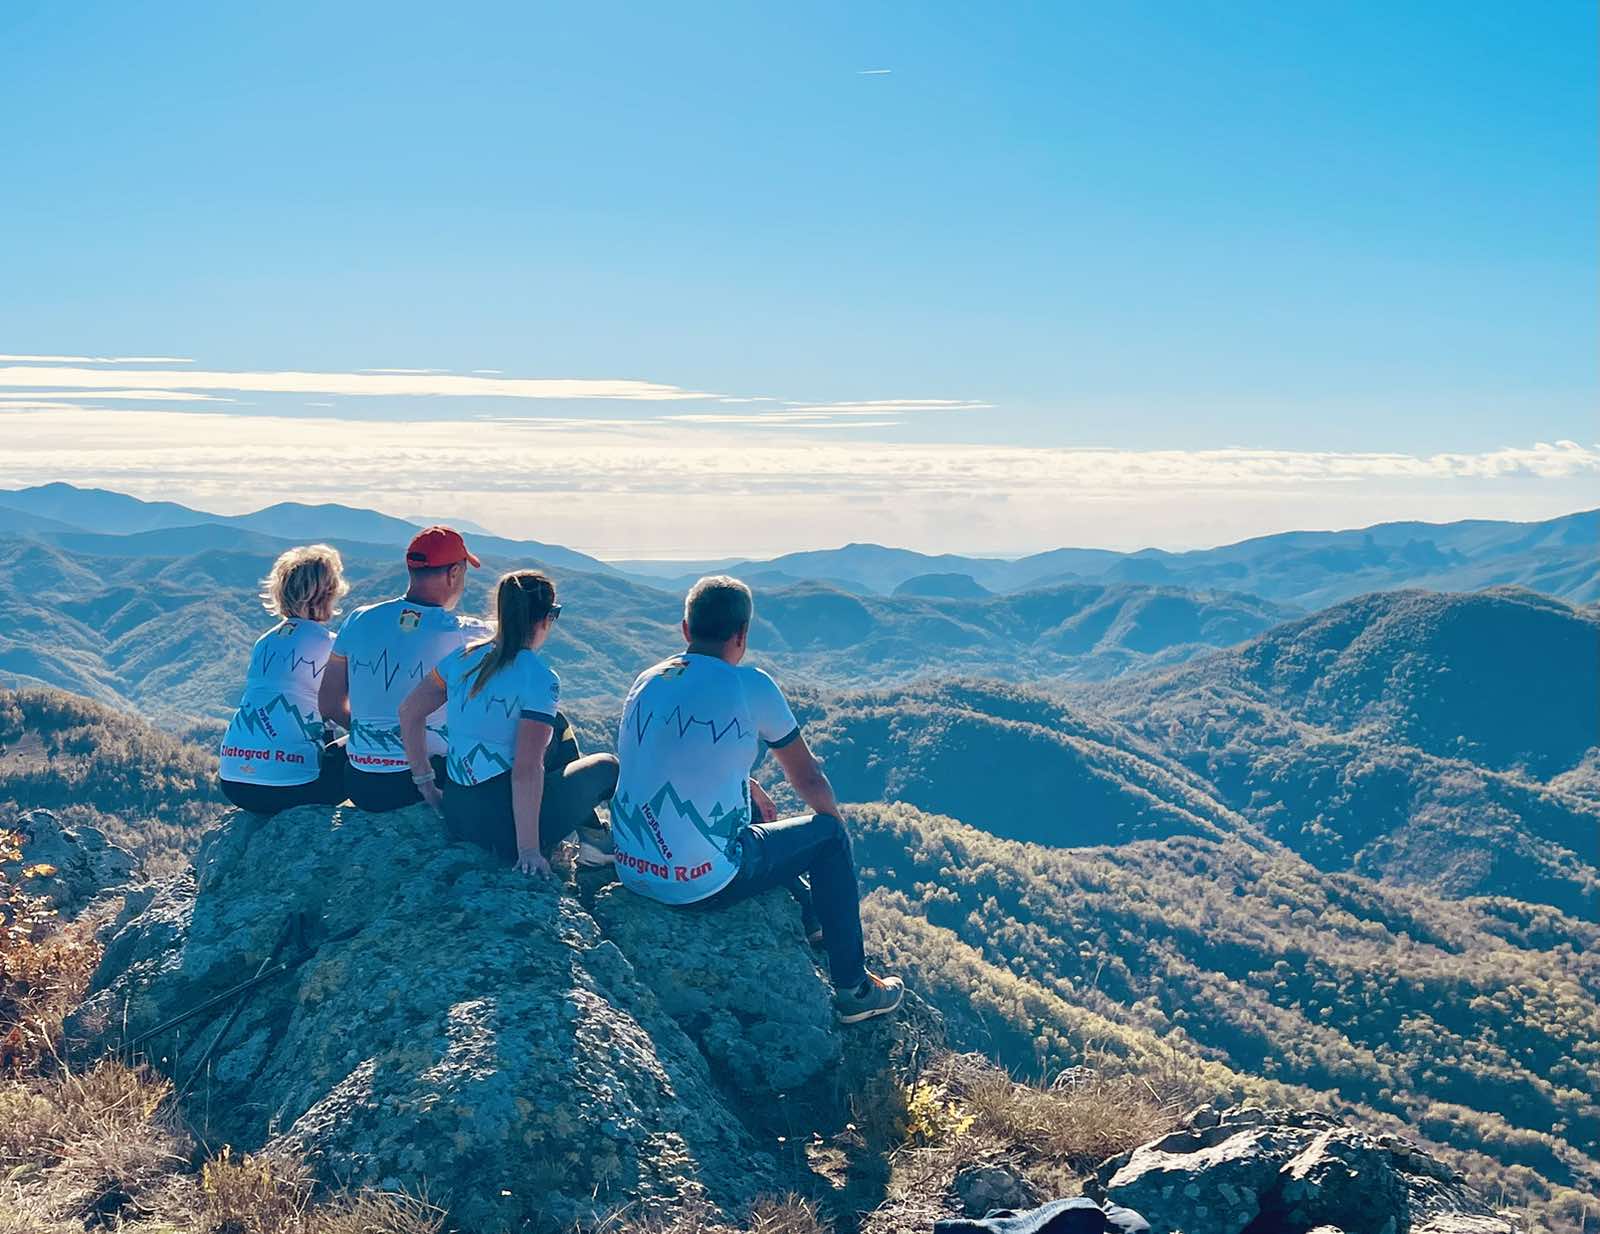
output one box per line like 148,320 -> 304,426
614,511 -> 1599,605
3,483 -> 1593,606
0,483 -> 616,577
0,541 -> 1297,724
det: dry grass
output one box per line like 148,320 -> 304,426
1,832 -> 105,1072
747,1195 -> 833,1234
0,1059 -> 190,1225
881,1049 -> 1204,1209
1,853 -> 444,1234
593,1194 -> 832,1234
195,1148 -> 446,1234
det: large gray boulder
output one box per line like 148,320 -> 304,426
1091,1105 -> 1518,1234
3,808 -> 136,917
71,803 -> 915,1232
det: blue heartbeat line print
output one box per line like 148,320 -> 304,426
261,647 -> 329,679
350,648 -> 426,691
479,694 -> 520,719
628,704 -> 749,746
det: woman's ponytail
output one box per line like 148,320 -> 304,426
467,570 -> 557,697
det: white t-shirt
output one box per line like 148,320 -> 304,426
332,597 -> 488,773
436,643 -> 561,786
219,618 -> 334,786
613,653 -> 801,905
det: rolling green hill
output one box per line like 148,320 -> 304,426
1089,588 -> 1600,916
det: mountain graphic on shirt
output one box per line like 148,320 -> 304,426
612,780 -> 744,861
235,693 -> 321,742
350,717 -> 406,752
447,743 -> 513,784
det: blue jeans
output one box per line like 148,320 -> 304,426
704,812 -> 866,989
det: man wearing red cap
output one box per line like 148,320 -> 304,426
319,526 -> 489,812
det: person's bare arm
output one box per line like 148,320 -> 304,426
771,733 -> 841,819
749,778 -> 778,823
399,673 -> 447,811
512,718 -> 555,875
319,654 -> 351,727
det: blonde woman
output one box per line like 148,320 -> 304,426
399,570 -> 616,875
218,544 -> 352,814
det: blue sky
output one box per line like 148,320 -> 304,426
0,2 -> 1593,555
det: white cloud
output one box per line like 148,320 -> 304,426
0,389 -> 231,403
0,354 -> 194,363
0,365 -> 714,401
779,399 -> 989,412
0,405 -> 1592,555
664,414 -> 904,429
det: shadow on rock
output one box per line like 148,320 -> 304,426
69,803 -> 930,1232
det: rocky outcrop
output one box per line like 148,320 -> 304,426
1090,1104 -> 1518,1234
4,808 -> 136,916
71,803 -> 925,1232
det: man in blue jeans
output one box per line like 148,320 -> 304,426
612,575 -> 904,1023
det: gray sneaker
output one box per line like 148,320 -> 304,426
577,825 -> 614,869
834,972 -> 904,1024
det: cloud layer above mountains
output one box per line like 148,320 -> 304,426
4,400 -> 1593,557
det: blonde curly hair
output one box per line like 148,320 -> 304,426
260,544 -> 350,623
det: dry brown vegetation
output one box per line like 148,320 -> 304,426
592,1196 -> 834,1234
0,828 -> 446,1234
875,1050 -> 1193,1223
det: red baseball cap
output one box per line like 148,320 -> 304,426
406,525 -> 481,568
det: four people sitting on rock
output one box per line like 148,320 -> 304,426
217,528 -> 902,1022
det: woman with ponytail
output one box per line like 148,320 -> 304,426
398,570 -> 617,875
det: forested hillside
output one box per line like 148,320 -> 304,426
1090,588 -> 1599,916
851,801 -> 1598,1228
3,687 -> 1595,1229
0,688 -> 225,874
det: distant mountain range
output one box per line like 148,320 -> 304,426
2,483 -> 1594,606
0,539 -> 1296,723
790,587 -> 1599,920
0,483 -> 617,576
615,509 -> 1599,604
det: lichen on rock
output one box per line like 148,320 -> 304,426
1090,1104 -> 1519,1234
69,802 -> 910,1232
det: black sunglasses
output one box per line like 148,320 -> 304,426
546,604 -> 562,622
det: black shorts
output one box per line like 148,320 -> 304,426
345,754 -> 446,813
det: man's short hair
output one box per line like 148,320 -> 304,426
685,576 -> 754,642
